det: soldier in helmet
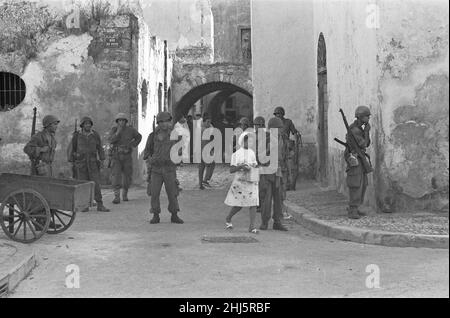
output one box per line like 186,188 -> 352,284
24,115 -> 60,177
108,113 -> 142,204
345,105 -> 372,219
199,113 -> 216,190
259,117 -> 288,231
273,106 -> 301,218
69,117 -> 110,212
24,114 -> 62,230
146,111 -> 184,224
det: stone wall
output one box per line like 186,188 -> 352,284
251,0 -> 449,212
0,3 -> 165,187
211,0 -> 251,64
375,0 -> 449,212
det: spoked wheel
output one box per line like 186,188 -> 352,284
46,209 -> 76,235
0,189 -> 50,243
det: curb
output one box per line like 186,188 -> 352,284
0,249 -> 36,298
285,200 -> 449,249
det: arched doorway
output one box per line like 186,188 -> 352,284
317,33 -> 329,185
174,81 -> 253,161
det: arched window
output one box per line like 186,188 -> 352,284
0,72 -> 26,111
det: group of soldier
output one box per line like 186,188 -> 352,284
21,104 -> 372,224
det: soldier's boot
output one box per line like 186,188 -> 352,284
122,189 -> 129,202
81,207 -> 90,213
150,214 -> 160,224
171,213 -> 184,224
259,223 -> 268,231
347,207 -> 361,220
357,209 -> 367,217
97,202 -> 111,212
273,223 -> 288,231
112,190 -> 121,205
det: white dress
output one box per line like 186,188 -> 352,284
224,148 -> 259,207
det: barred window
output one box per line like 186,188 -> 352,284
0,72 -> 26,111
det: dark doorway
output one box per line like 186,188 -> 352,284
317,33 -> 329,185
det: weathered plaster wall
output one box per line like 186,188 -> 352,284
313,0 -> 379,205
375,0 -> 449,212
142,0 -> 213,51
211,0 -> 251,64
251,0 -> 317,142
0,7 -> 153,185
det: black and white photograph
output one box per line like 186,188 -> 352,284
0,0 -> 448,302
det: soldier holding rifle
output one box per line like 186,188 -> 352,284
335,106 -> 373,219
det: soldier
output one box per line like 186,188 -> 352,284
345,106 -> 372,219
259,117 -> 288,231
108,113 -> 142,204
23,115 -> 61,229
253,116 -> 266,214
274,106 -> 301,190
24,115 -> 59,177
199,114 -> 216,190
148,112 -> 184,225
69,117 -> 110,212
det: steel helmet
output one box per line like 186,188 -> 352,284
115,113 -> 129,123
253,116 -> 265,126
80,116 -> 93,127
42,115 -> 60,128
239,117 -> 251,127
273,107 -> 285,116
267,117 -> 284,129
355,105 -> 371,118
156,111 -> 173,123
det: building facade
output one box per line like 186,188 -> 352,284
252,0 -> 449,212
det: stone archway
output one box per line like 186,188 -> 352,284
317,33 -> 329,185
174,81 -> 252,120
172,63 -> 252,121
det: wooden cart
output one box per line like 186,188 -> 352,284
0,173 -> 94,244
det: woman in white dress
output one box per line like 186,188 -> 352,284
224,131 -> 260,234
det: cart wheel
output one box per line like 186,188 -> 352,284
0,189 -> 50,244
46,209 -> 76,235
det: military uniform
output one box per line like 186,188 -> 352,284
23,115 -> 62,230
24,115 -> 59,177
273,107 -> 300,194
148,112 -> 184,224
108,113 -> 142,204
69,117 -> 110,212
199,118 -> 216,189
259,117 -> 288,231
345,106 -> 372,219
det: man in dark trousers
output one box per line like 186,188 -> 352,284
199,114 -> 216,189
24,114 -> 62,230
274,106 -> 301,192
69,116 -> 110,212
147,112 -> 184,225
108,113 -> 142,204
345,106 -> 372,219
259,117 -> 288,231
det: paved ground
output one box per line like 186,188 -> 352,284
6,181 -> 449,298
287,182 -> 449,235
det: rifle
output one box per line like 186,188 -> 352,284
30,107 -> 38,175
71,119 -> 78,179
152,115 -> 156,132
338,109 -> 373,174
